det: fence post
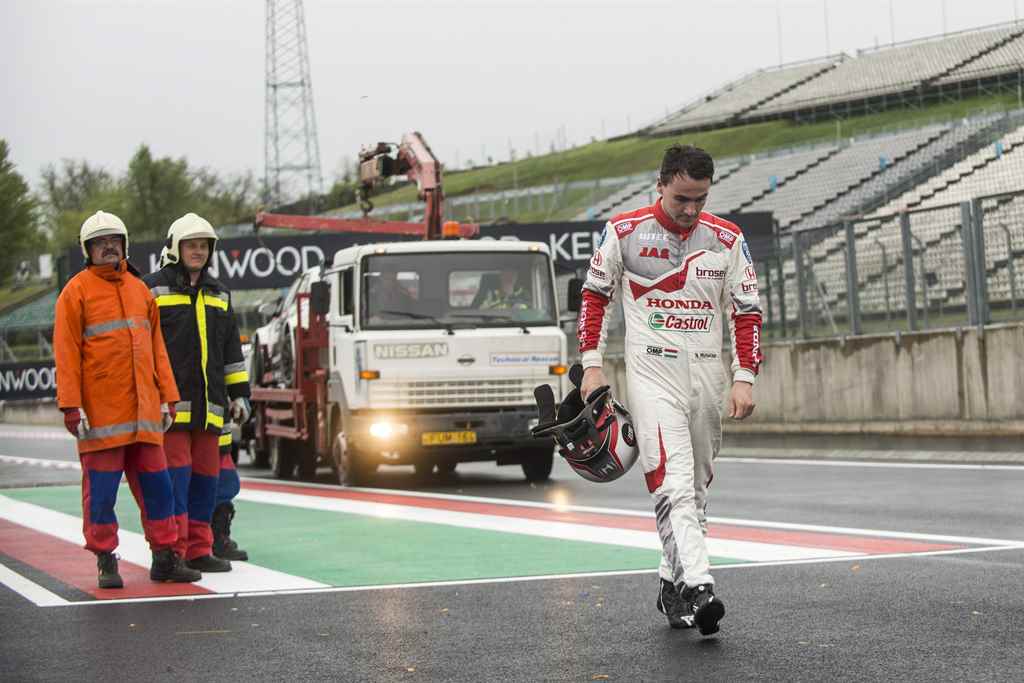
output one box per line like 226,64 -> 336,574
793,235 -> 809,338
844,221 -> 862,335
775,228 -> 787,337
899,211 -> 917,331
960,201 -> 979,326
1000,223 -> 1017,312
971,198 -> 990,326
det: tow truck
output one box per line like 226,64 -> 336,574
247,133 -> 568,484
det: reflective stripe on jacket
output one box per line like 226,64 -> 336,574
143,265 -> 250,434
54,260 -> 180,453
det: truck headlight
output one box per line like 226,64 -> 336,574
369,421 -> 408,440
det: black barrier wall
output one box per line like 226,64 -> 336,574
0,360 -> 58,401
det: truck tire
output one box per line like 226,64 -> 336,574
332,432 -> 374,486
279,331 -> 294,387
269,437 -> 295,480
521,445 -> 554,482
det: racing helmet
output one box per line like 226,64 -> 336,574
161,212 -> 218,268
531,366 -> 638,483
79,211 -> 128,262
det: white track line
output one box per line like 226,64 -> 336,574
719,456 -> 1024,470
41,543 -> 1024,608
0,495 -> 328,597
0,563 -> 69,607
243,476 -> 1024,547
0,429 -> 72,441
0,454 -> 81,470
236,487 -> 855,563
6,457 -> 1021,546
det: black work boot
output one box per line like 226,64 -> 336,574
656,578 -> 694,629
150,548 -> 201,583
212,502 -> 249,561
682,583 -> 725,636
186,554 -> 232,572
96,552 -> 124,589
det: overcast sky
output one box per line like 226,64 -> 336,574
2,0 -> 1021,193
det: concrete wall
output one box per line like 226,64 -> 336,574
600,323 -> 1024,435
4,323 -> 1023,435
0,399 -> 63,426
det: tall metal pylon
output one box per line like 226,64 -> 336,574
264,0 -> 323,207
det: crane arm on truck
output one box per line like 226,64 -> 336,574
358,131 -> 446,239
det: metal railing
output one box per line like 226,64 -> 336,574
763,187 -> 1024,339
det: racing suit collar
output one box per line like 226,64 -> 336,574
653,199 -> 695,238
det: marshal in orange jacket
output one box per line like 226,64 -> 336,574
54,260 -> 180,453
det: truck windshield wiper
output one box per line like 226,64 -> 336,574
450,312 -> 532,334
377,310 -> 473,335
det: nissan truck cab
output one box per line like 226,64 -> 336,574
321,239 -> 567,483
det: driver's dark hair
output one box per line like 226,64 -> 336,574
659,144 -> 714,184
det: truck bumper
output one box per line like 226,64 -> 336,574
348,407 -> 547,465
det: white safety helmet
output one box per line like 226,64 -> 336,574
79,211 -> 128,262
161,212 -> 218,268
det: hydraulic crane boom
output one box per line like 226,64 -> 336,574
358,131 -> 445,239
254,131 -> 474,239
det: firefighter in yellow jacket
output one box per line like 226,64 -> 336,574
53,211 -> 201,588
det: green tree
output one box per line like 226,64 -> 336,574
39,159 -> 123,250
0,140 -> 44,285
123,144 -> 195,240
41,145 -> 260,252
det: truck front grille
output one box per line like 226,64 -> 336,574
369,378 -> 552,408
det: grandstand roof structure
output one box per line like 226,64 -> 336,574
648,21 -> 1024,136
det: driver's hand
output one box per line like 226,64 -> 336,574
580,367 -> 608,402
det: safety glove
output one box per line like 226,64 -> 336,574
62,407 -> 91,438
162,403 -> 177,432
230,396 -> 251,424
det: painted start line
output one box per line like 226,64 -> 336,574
1,469 -> 1022,607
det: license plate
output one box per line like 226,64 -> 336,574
421,430 -> 477,446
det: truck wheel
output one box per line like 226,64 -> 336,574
269,437 -> 294,480
521,446 -> 554,482
332,432 -> 373,486
279,331 -> 295,387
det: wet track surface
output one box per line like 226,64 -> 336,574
2,425 -> 1023,681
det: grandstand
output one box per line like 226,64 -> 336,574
775,115 -> 1024,331
648,21 -> 1024,135
648,57 -> 840,135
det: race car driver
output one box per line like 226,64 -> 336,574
578,144 -> 763,636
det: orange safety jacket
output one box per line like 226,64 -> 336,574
53,260 -> 180,453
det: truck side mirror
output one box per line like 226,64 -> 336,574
566,278 -> 583,313
310,281 -> 330,315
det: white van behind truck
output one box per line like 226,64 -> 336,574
249,238 -> 569,484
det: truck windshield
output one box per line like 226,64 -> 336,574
362,251 -> 556,330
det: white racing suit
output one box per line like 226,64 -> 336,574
579,200 -> 762,589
